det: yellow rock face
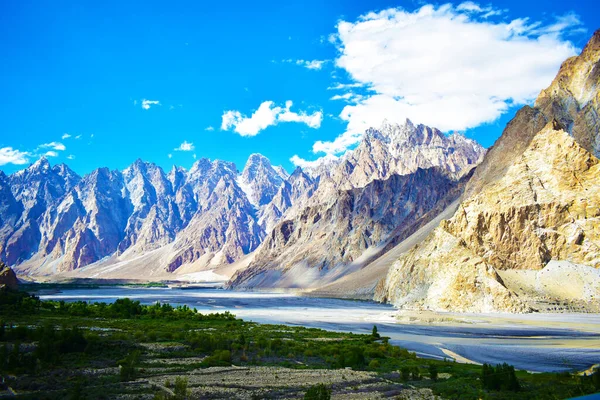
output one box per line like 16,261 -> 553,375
449,124 -> 600,272
377,31 -> 600,313
377,123 -> 600,313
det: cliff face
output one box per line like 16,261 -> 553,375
228,168 -> 468,289
535,31 -> 600,158
376,30 -> 600,313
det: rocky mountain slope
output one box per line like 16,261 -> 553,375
3,157 -> 275,277
376,30 -> 600,313
229,169 -> 470,289
228,120 -> 485,289
299,120 -> 484,212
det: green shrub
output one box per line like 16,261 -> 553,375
173,377 -> 190,399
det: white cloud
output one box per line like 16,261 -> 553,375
278,101 -> 323,128
315,3 -> 580,155
168,153 -> 172,159
281,59 -> 328,70
456,2 -> 504,18
44,151 -> 58,158
142,99 -> 160,110
327,82 -> 365,90
75,135 -> 82,139
221,101 -> 322,137
330,93 -> 364,102
39,142 -> 66,151
67,155 -> 75,160
205,126 -> 215,131
296,60 -> 327,70
174,141 -> 195,151
193,154 -> 197,159
290,154 -> 338,169
62,133 -> 71,139
0,147 -> 30,166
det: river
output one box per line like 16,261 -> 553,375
38,286 -> 600,373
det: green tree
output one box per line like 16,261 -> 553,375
482,363 -> 520,392
411,367 -> 421,381
371,325 -> 380,339
429,364 -> 438,382
118,350 -> 140,381
304,383 -> 331,400
593,369 -> 600,390
401,366 -> 411,381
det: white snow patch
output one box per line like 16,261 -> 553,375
236,175 -> 258,207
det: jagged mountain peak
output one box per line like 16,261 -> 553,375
273,165 -> 289,180
187,159 -> 237,184
289,166 -> 310,180
242,153 -> 274,177
379,117 -> 414,133
321,119 -> 487,192
246,152 -> 270,163
169,164 -> 186,174
29,156 -> 51,171
52,162 -> 77,175
125,158 -> 157,172
189,157 -> 213,174
239,153 -> 285,208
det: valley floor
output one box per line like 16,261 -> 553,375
1,290 -> 599,399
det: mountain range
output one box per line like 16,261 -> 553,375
1,117 -> 484,285
1,30 -> 599,314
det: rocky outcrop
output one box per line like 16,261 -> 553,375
0,262 -> 18,290
535,30 -> 600,157
258,167 -> 317,232
376,30 -> 600,313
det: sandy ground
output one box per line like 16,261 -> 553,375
498,261 -> 600,312
18,244 -> 257,286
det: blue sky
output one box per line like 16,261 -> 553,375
0,0 -> 598,175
